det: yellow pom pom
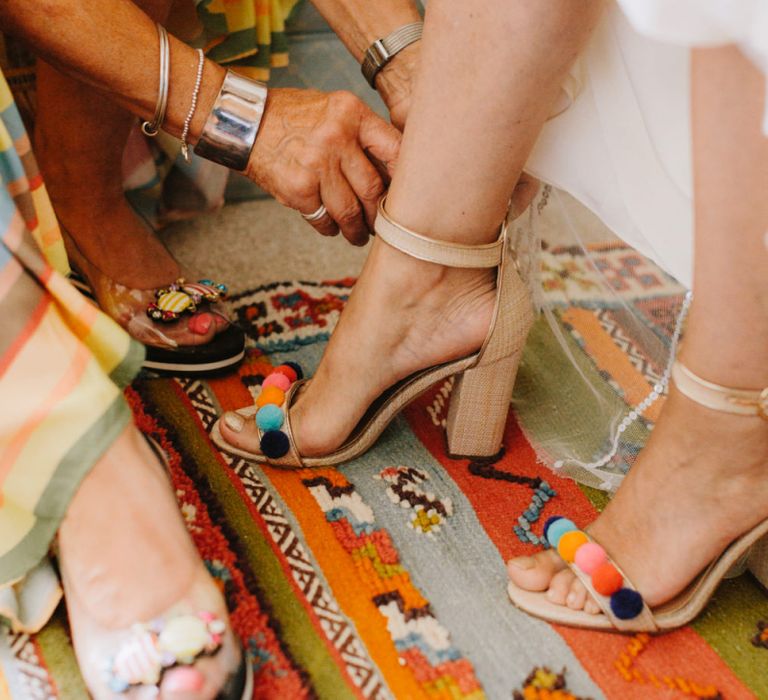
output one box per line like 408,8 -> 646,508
257,385 -> 285,408
557,530 -> 589,563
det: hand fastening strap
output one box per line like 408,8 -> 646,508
374,196 -> 505,269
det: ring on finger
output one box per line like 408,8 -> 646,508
301,204 -> 328,223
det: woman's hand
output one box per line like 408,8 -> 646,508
246,88 -> 401,246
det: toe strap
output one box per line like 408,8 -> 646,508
544,516 -> 659,632
252,363 -> 305,467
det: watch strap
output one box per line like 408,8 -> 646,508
361,22 -> 423,89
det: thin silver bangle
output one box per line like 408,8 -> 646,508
181,49 -> 205,163
142,24 -> 170,137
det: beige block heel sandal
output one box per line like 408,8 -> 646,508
210,195 -> 535,467
507,362 -> 768,632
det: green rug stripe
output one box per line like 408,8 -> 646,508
515,313 -> 651,490
35,607 -> 89,699
145,380 -> 358,700
692,575 -> 768,699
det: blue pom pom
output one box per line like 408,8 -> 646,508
610,588 -> 644,620
542,515 -> 563,539
284,361 -> 304,380
256,404 -> 284,431
546,518 -> 577,549
260,430 -> 290,459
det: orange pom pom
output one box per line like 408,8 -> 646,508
557,530 -> 589,563
592,562 -> 623,596
256,385 -> 285,408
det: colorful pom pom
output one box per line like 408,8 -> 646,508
546,518 -> 577,549
557,530 -> 589,563
283,361 -> 304,380
256,404 -> 284,431
610,588 -> 644,620
574,542 -> 607,574
592,562 -> 623,596
542,515 -> 563,540
273,365 -> 298,383
260,430 -> 290,459
256,386 -> 285,408
263,372 -> 291,391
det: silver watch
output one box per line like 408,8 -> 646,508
361,22 -> 423,89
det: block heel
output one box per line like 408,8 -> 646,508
446,353 -> 523,459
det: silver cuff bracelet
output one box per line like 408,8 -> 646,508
361,22 -> 423,89
194,71 -> 268,171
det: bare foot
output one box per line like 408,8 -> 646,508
58,426 -> 242,699
507,384 -> 768,615
219,235 -> 497,456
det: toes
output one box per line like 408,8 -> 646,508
546,569 -> 576,606
218,411 -> 262,454
584,597 -> 602,615
565,578 -> 589,610
161,667 -> 206,698
507,549 -> 566,592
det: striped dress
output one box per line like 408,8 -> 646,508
0,71 -> 143,633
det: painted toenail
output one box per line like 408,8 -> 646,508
224,413 -> 244,432
189,313 -> 213,335
508,556 -> 535,570
163,667 -> 205,692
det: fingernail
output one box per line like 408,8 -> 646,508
508,556 -> 535,571
162,667 -> 205,693
188,312 -> 213,335
224,412 -> 244,433
566,593 -> 576,606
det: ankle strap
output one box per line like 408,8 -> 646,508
672,361 -> 768,420
374,196 -> 505,268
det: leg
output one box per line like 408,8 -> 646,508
59,425 -> 243,699
34,0 -> 226,347
219,0 -> 604,455
508,45 -> 768,610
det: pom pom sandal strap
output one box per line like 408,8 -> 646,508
255,380 -> 304,468
374,195 -> 505,269
564,537 -> 658,632
672,361 -> 768,420
545,516 -> 658,632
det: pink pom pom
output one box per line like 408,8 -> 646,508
574,542 -> 607,574
263,373 -> 291,391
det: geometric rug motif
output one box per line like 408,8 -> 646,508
13,247 -> 768,699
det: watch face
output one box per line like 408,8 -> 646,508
759,387 -> 768,421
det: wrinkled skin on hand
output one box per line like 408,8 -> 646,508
246,88 -> 401,246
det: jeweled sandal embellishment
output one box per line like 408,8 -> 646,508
253,363 -> 304,459
146,278 -> 228,322
105,612 -> 226,693
545,515 -> 645,621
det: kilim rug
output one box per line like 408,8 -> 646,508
3,243 -> 768,700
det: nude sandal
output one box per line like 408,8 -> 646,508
507,360 -> 768,632
210,195 -> 536,467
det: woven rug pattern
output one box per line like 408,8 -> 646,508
3,244 -> 768,699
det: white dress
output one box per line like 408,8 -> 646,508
515,0 -> 768,488
527,0 -> 768,289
